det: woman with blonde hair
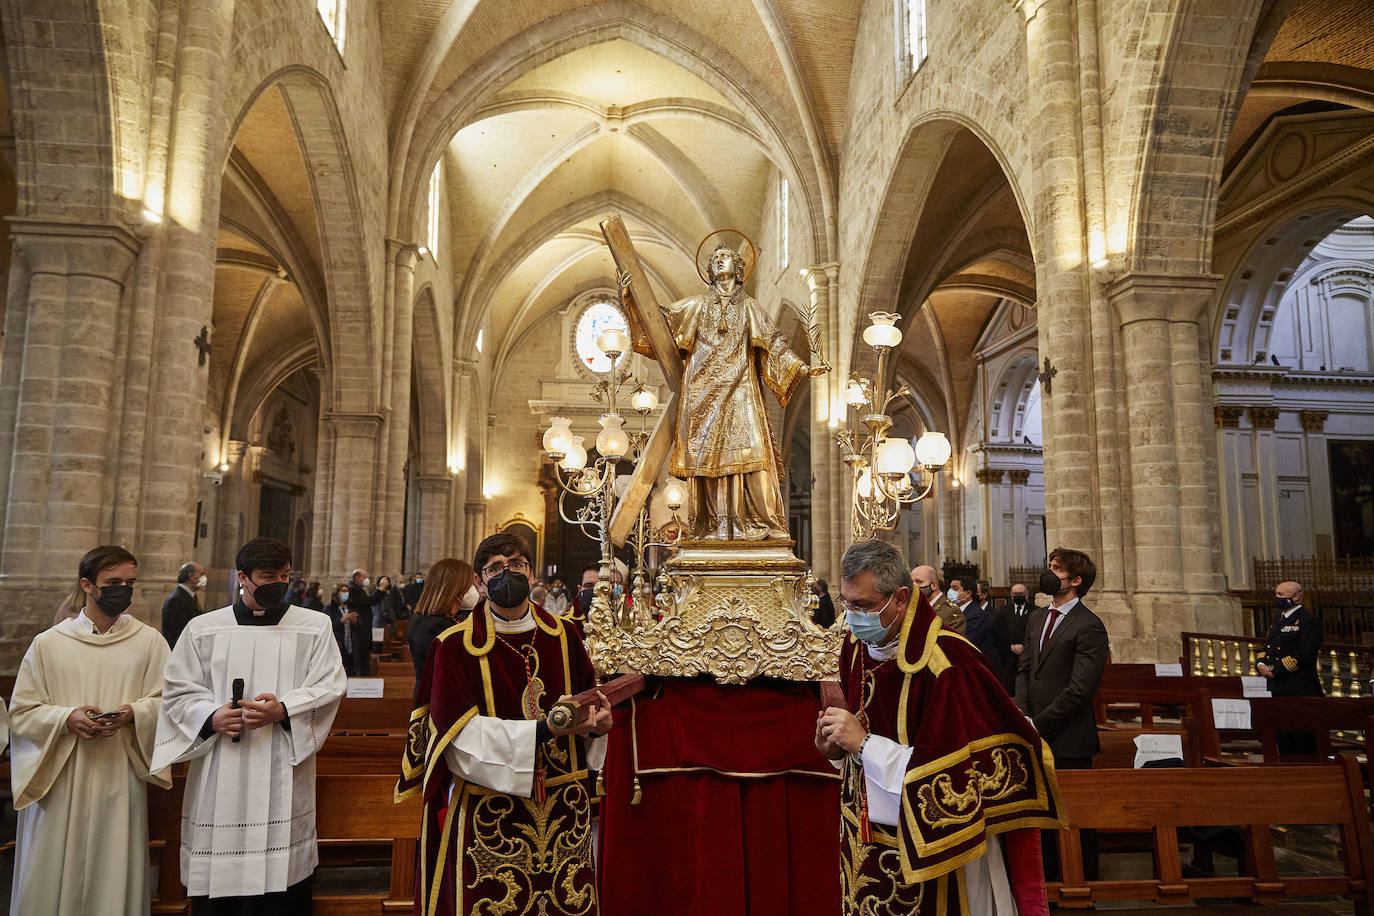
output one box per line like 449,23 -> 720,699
407,558 -> 479,679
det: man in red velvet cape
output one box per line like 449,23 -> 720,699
396,532 -> 612,916
817,539 -> 1065,915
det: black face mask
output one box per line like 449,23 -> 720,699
1038,570 -> 1066,597
579,587 -> 595,608
94,584 -> 133,618
486,570 -> 531,609
248,580 -> 290,610
1012,596 -> 1027,608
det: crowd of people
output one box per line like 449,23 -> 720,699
2,533 -> 1327,916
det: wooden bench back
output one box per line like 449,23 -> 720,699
317,734 -> 408,774
150,773 -> 420,915
1092,684 -> 1221,759
1050,756 -> 1374,912
1246,696 -> 1374,763
332,697 -> 416,735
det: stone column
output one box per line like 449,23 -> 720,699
1008,468 -> 1032,571
464,500 -> 488,559
136,0 -> 238,589
378,242 -> 420,577
1109,272 -> 1238,655
1299,409 -> 1332,553
1249,405 -> 1281,560
1214,405 -> 1247,587
413,475 -> 454,572
803,263 -> 837,577
0,225 -> 140,650
975,467 -> 1005,578
319,412 -> 383,582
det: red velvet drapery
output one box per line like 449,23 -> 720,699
598,680 -> 841,916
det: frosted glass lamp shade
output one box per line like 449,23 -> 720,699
862,312 -> 903,350
856,468 -> 874,499
630,385 -> 659,414
559,436 -> 588,471
597,327 -> 632,357
543,417 -> 574,457
845,378 -> 868,407
596,415 -> 629,459
613,473 -> 633,499
875,437 -> 917,476
915,431 -> 952,469
663,477 -> 686,510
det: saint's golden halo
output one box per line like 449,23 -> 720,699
695,229 -> 759,285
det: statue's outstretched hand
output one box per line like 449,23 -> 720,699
806,362 -> 831,378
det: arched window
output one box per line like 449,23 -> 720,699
896,0 -> 927,79
425,161 -> 441,258
316,0 -> 346,53
574,300 -> 629,375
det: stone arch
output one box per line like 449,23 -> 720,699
389,4 -> 833,269
0,0 -> 119,222
411,283 -> 451,477
988,351 -> 1041,444
850,113 -> 1034,355
1213,200 -> 1374,363
225,66 -> 375,413
1127,0 -> 1275,274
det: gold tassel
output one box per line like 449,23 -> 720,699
631,776 -> 643,806
534,758 -> 547,804
595,771 -> 605,798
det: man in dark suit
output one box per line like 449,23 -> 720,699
1016,547 -> 1109,879
161,562 -> 206,648
1015,548 -> 1109,769
1257,580 -> 1323,753
811,579 -> 836,627
1002,581 -> 1032,681
972,579 -> 1014,691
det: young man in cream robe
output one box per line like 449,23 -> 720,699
8,545 -> 170,916
152,536 -> 347,914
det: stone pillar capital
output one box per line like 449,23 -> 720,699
1214,405 -> 1245,428
387,238 -> 421,270
324,411 -> 384,438
1007,468 -> 1031,485
801,262 -> 840,292
975,467 -> 1005,485
7,219 -> 140,281
415,474 -> 454,494
1299,409 -> 1329,433
454,357 -> 479,377
1106,272 -> 1221,326
1249,406 -> 1280,430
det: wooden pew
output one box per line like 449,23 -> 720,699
317,734 -> 407,774
1245,696 -> 1374,764
332,697 -> 416,735
1094,674 -> 1245,727
1092,684 -> 1222,760
375,660 -> 415,678
151,773 -> 421,915
1050,755 -> 1374,913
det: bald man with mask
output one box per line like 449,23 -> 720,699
910,565 -> 965,634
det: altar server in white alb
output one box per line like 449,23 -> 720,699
152,536 -> 347,914
9,545 -> 170,916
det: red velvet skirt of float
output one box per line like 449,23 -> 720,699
598,679 -> 841,916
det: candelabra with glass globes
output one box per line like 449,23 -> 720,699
836,311 -> 954,540
541,324 -> 674,623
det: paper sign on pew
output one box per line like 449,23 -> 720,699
372,627 -> 385,643
1211,697 -> 1252,730
1154,663 -> 1184,677
1133,733 -> 1184,768
1242,676 -> 1270,698
346,677 -> 385,698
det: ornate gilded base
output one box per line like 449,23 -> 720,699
586,539 -> 844,684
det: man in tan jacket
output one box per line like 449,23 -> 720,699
910,565 -> 965,634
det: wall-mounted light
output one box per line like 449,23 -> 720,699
141,208 -> 162,225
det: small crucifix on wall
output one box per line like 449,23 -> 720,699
194,326 -> 212,367
1037,356 -> 1057,394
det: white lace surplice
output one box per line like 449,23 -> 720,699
151,605 -> 346,898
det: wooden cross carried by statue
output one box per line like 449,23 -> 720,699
599,214 -> 683,547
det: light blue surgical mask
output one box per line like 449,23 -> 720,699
845,593 -> 897,645
947,587 -> 959,602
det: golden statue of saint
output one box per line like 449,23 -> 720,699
627,244 -> 827,540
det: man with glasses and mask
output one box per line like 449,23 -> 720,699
153,536 -> 346,913
399,532 -> 613,916
817,539 -> 1062,915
